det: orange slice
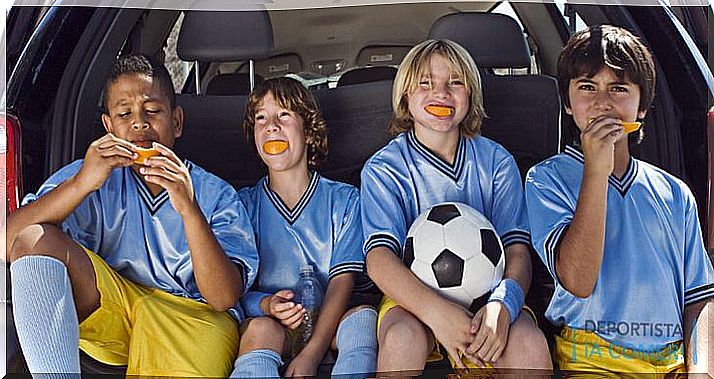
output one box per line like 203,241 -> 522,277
425,105 -> 453,117
621,121 -> 641,134
134,147 -> 160,164
263,140 -> 288,155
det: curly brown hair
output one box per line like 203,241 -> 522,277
389,39 -> 486,138
243,77 -> 328,168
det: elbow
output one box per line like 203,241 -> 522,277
206,289 -> 241,312
561,276 -> 595,299
206,297 -> 237,312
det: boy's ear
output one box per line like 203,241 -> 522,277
172,105 -> 184,139
564,105 -> 573,115
637,109 -> 647,119
101,113 -> 114,134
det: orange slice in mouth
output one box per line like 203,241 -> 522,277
134,147 -> 160,164
621,121 -> 641,134
425,105 -> 454,117
263,140 -> 289,155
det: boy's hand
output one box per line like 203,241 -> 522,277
139,142 -> 195,215
284,347 -> 322,377
268,289 -> 306,330
466,301 -> 510,365
425,299 -> 475,369
580,116 -> 623,177
76,133 -> 136,192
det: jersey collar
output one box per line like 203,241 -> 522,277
407,129 -> 466,182
130,160 -> 193,215
263,171 -> 320,225
563,145 -> 639,197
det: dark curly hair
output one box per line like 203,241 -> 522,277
243,77 -> 328,168
103,54 -> 175,112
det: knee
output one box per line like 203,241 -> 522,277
9,224 -> 66,263
239,317 -> 286,354
501,315 -> 552,368
380,312 -> 429,354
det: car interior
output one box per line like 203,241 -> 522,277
7,1 -> 712,374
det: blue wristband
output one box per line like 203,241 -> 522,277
488,278 -> 524,324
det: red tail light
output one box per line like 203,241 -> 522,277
706,107 -> 714,252
2,112 -> 23,213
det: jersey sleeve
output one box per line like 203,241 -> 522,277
491,153 -> 530,247
21,160 -> 102,251
209,186 -> 260,291
360,161 -> 409,259
682,186 -> 714,306
329,188 -> 365,281
524,164 -> 575,285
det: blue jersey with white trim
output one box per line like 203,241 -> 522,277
525,145 -> 714,351
360,130 -> 530,260
22,159 -> 260,320
237,173 -> 365,317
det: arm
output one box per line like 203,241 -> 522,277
554,168 -> 609,298
7,134 -> 136,253
141,143 -> 243,311
684,300 -> 712,374
367,246 -> 474,368
556,117 -> 622,298
467,243 -> 532,364
285,273 -> 354,377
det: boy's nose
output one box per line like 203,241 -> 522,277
265,118 -> 280,133
593,91 -> 613,110
431,82 -> 450,98
132,114 -> 150,130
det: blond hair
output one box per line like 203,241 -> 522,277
389,39 -> 486,138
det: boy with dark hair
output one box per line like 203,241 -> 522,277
526,25 -> 713,375
8,54 -> 259,377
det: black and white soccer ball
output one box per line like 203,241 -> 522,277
404,202 -> 505,313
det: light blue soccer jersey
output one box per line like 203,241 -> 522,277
22,159 -> 259,320
525,145 -> 714,351
360,130 -> 530,259
238,173 -> 366,317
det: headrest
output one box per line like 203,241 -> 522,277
428,13 -> 530,68
355,45 -> 411,67
177,10 -> 274,62
253,53 -> 303,78
205,73 -> 265,95
337,66 -> 397,87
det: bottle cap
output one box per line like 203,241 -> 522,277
299,264 -> 314,276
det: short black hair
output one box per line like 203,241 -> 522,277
102,54 -> 175,112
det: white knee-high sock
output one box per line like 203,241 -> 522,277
11,255 -> 81,377
332,308 -> 378,378
230,349 -> 282,378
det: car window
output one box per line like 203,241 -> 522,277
490,1 -> 540,75
164,12 -> 189,93
554,0 -> 588,34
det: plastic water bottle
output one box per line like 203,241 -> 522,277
293,264 -> 323,354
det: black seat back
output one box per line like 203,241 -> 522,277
315,80 -> 394,186
206,73 -> 265,95
174,10 -> 273,188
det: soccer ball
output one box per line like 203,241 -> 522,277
404,202 -> 505,313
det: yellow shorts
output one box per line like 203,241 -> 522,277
377,296 -> 536,369
79,247 -> 239,377
555,327 -> 685,378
